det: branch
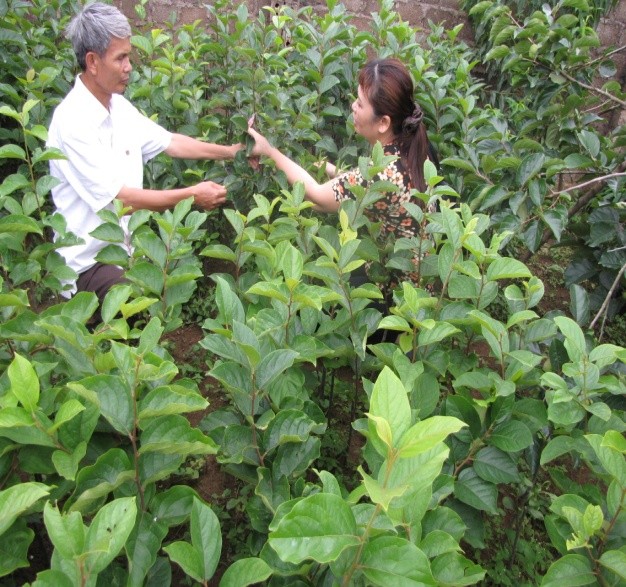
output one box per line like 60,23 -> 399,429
589,261 -> 626,331
559,70 -> 626,109
519,163 -> 626,261
579,44 -> 626,70
551,171 -> 626,196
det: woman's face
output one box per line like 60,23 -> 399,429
352,85 -> 381,145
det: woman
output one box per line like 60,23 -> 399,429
248,57 -> 438,289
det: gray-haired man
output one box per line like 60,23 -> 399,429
48,2 -> 241,303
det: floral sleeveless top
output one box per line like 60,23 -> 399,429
330,143 -> 432,287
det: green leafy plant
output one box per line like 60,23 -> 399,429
0,0 -> 624,584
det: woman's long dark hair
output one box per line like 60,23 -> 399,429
358,57 -> 435,193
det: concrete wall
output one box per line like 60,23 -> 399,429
116,0 -> 626,82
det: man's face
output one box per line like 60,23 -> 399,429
90,36 -> 132,96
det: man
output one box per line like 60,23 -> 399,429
47,2 -> 242,302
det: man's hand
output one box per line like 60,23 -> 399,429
192,181 -> 227,210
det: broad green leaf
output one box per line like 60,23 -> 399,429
582,504 -> 604,537
378,315 -> 411,332
359,465 -> 409,510
70,375 -> 133,435
246,282 -> 289,303
367,414 -> 393,449
139,415 -> 217,456
90,221 -> 126,243
126,261 -> 165,294
386,444 -> 450,502
138,384 -> 208,420
454,468 -> 498,514
419,530 -> 461,559
485,45 -> 510,61
269,493 -> 359,564
0,482 -> 49,536
201,244 -> 236,261
164,498 -> 221,582
278,241 -> 303,283
577,129 -> 600,158
584,401 -> 611,421
397,416 -> 466,457
137,317 -> 164,355
564,153 -> 594,169
569,284 -> 589,326
84,497 -> 137,574
125,512 -> 168,587
200,334 -> 247,365
473,446 -> 520,484
70,448 -> 135,513
489,420 -> 533,453
190,498 -> 222,580
29,570 -> 75,587
516,153 -> 545,186
52,441 -> 87,481
486,257 -> 531,281
36,174 -> 59,198
586,434 -> 626,484
0,173 -> 30,198
602,430 -> 626,454
263,409 -> 320,453
440,206 -> 463,249
554,316 -> 587,362
541,435 -> 586,465
0,520 -> 34,577
255,349 -> 299,390
8,353 -> 39,412
589,344 -> 624,369
541,554 -> 595,586
319,74 -> 340,94
214,275 -> 245,325
50,399 -> 86,432
273,436 -> 320,478
150,485 -> 198,527
369,367 -> 411,451
43,502 -> 85,559
418,323 -> 460,347
543,205 -> 568,241
219,557 -> 273,587
599,550 -> 626,581
0,144 -> 27,160
163,542 -> 204,583
441,157 -> 477,173
431,551 -> 486,586
361,536 -> 435,585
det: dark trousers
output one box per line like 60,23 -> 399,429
76,263 -> 126,307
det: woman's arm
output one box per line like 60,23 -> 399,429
248,127 -> 340,213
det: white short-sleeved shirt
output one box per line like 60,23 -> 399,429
47,75 -> 172,295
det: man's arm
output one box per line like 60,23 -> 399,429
117,181 -> 227,212
165,133 -> 243,160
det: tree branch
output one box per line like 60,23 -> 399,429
589,261 -> 626,333
551,171 -> 626,196
560,70 -> 626,109
519,163 -> 626,261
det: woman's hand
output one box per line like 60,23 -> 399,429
247,125 -> 273,158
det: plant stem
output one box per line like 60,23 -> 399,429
589,261 -> 626,337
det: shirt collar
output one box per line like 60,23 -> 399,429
74,75 -> 111,126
